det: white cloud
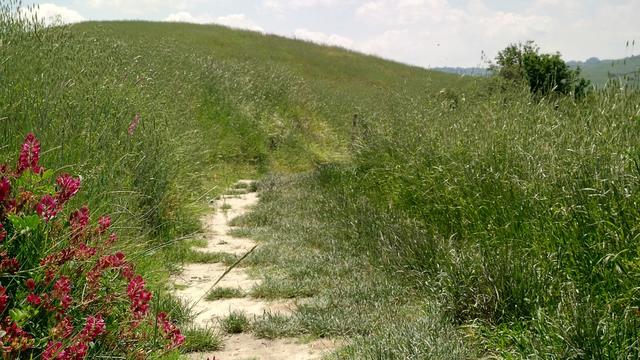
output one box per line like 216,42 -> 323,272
356,0 -> 452,26
265,0 -> 340,11
293,28 -> 354,48
215,14 -> 264,32
87,0 -> 199,16
164,12 -> 264,32
164,11 -> 211,23
352,0 -> 557,66
24,3 -> 85,25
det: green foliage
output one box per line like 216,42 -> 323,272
221,311 -> 250,334
307,82 -> 640,357
205,287 -> 244,301
180,327 -> 222,352
492,41 -> 590,97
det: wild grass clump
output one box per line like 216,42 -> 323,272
206,287 -> 244,300
221,311 -> 250,334
314,83 -> 640,356
180,327 -> 222,352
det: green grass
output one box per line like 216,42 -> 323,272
180,327 -> 223,352
236,174 -> 474,358
221,311 -> 251,334
252,313 -> 303,340
206,287 -> 244,300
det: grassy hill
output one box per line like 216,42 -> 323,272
3,16 -> 640,359
570,55 -> 640,87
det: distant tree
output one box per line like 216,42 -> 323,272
490,41 -> 590,98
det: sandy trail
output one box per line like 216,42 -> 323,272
173,180 -> 335,359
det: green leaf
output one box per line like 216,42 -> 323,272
8,214 -> 43,235
9,308 -> 29,326
41,169 -> 55,181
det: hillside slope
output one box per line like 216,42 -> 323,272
570,55 -> 640,87
1,19 -> 477,358
6,18 -> 640,359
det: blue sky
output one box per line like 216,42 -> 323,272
29,0 -> 640,67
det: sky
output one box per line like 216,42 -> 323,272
26,0 -> 640,68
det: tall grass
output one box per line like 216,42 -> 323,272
0,3 -> 346,356
314,80 -> 640,357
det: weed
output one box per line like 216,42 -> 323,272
206,287 -> 244,300
252,313 -> 303,339
180,327 -> 223,352
221,311 -> 250,334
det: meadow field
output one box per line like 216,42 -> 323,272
2,3 -> 640,358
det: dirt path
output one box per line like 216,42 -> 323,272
173,180 -> 335,359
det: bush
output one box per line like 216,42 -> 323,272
0,133 -> 183,358
491,41 -> 590,97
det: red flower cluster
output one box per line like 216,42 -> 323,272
1,318 -> 33,353
157,312 -> 185,349
16,133 -> 42,175
127,275 -> 152,321
79,315 -> 106,341
53,276 -> 72,310
1,133 -> 185,357
69,206 -> 90,239
50,317 -> 74,340
0,177 -> 9,202
0,251 -> 19,274
56,174 -> 81,205
37,195 -> 59,222
27,293 -> 41,306
128,113 -> 141,136
87,251 -> 134,287
0,286 -> 7,312
42,340 -> 89,360
97,215 -> 111,234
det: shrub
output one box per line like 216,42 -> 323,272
491,41 -> 590,97
0,133 -> 183,358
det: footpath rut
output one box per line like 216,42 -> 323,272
172,180 -> 334,360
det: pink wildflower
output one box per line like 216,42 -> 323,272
128,113 -> 141,135
97,215 -> 111,234
42,341 -> 63,360
76,243 -> 96,260
0,286 -> 7,312
53,276 -> 72,309
27,293 -> 41,306
0,176 -> 10,202
69,206 -> 90,239
0,252 -> 20,273
80,315 -> 106,341
55,174 -> 81,204
127,275 -> 152,320
16,133 -> 42,174
40,248 -> 75,267
87,251 -> 131,286
157,312 -> 185,349
51,317 -> 74,339
1,318 -> 33,352
67,342 -> 88,359
106,233 -> 118,246
25,278 -> 36,291
36,195 -> 58,221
